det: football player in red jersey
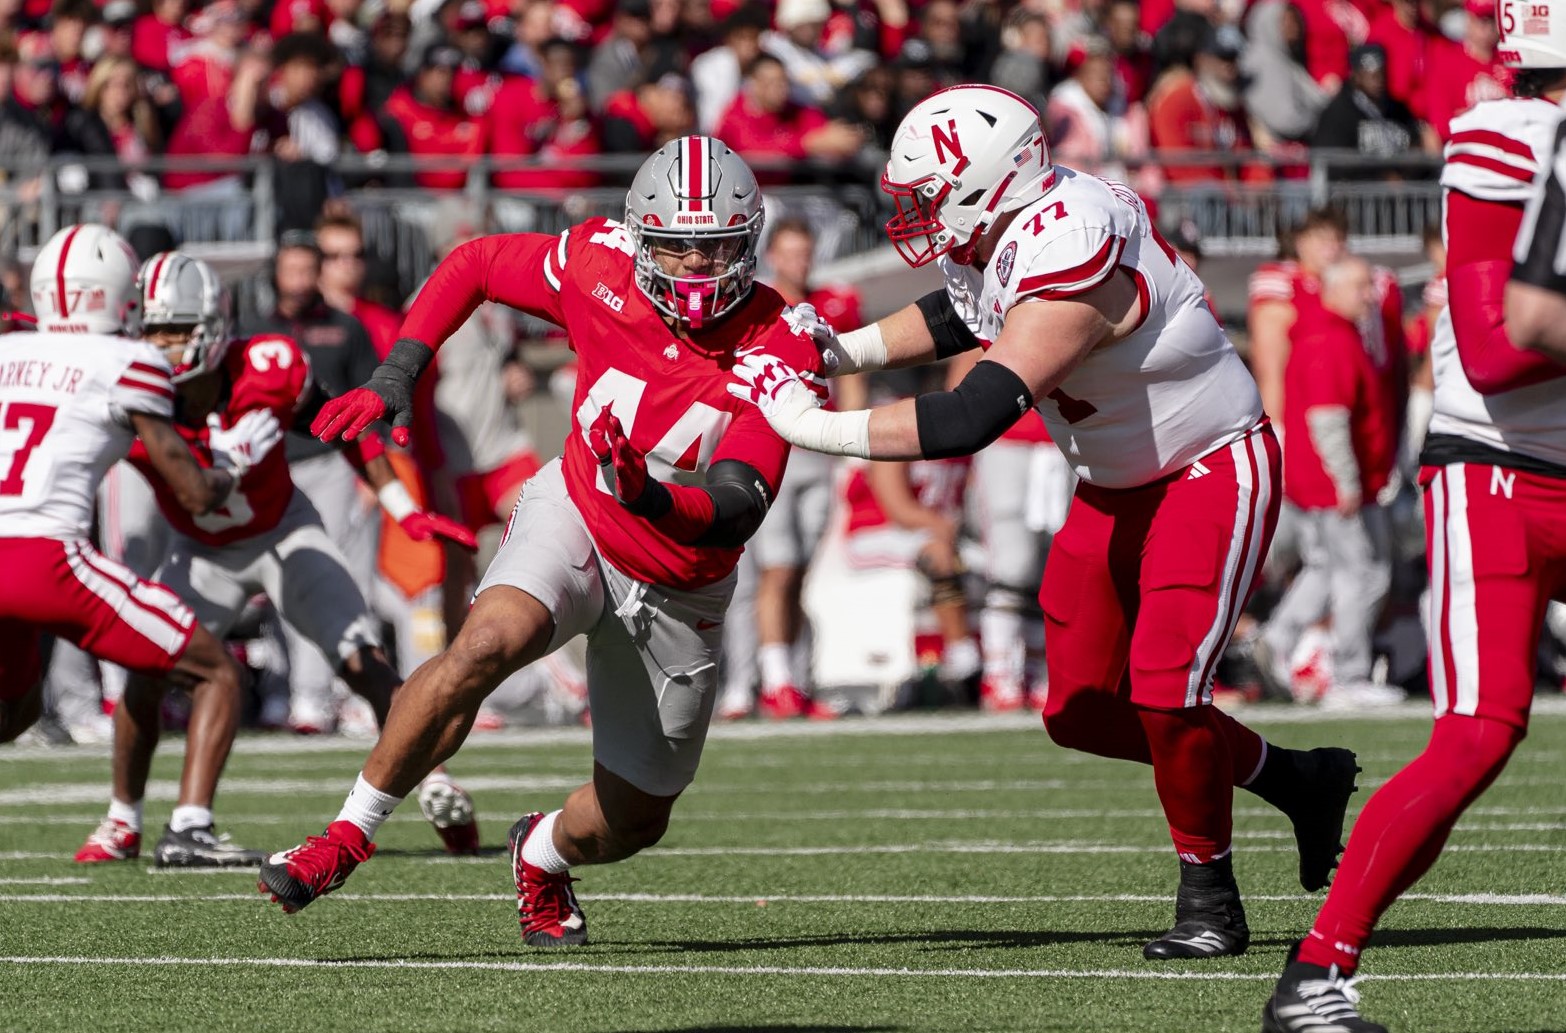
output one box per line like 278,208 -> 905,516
1262,15 -> 1566,1030
732,85 -> 1361,961
260,136 -> 826,947
1,226 -> 285,864
73,252 -> 481,869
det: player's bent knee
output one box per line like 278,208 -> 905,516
604,808 -> 671,854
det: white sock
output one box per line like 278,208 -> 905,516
169,805 -> 213,833
941,637 -> 982,681
335,773 -> 405,841
520,810 -> 570,873
980,608 -> 1025,684
758,643 -> 793,694
107,797 -> 142,832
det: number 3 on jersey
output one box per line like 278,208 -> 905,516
575,368 -> 731,491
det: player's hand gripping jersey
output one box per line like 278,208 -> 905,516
129,334 -> 310,546
937,167 -> 1262,489
1428,98 -> 1566,468
0,331 -> 174,539
397,217 -> 825,590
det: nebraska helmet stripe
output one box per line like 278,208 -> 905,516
54,224 -> 83,318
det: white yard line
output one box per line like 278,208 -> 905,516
1,954 -> 1563,983
0,877 -> 89,886
5,700 -> 1564,763
4,890 -> 1566,906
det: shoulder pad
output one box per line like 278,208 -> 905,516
1442,99 -> 1556,202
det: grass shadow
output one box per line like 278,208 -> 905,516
642,928 -> 1171,953
1372,927 -> 1566,950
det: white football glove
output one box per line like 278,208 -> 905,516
725,352 -> 871,458
207,409 -> 284,477
781,302 -> 886,376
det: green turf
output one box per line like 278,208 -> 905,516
1,710 -> 1563,1033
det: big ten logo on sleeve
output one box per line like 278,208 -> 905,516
575,368 -> 731,491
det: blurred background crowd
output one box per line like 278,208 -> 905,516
5,0 -> 1564,745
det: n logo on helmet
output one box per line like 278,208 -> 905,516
931,119 -> 969,175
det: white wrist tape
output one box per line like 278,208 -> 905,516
788,407 -> 872,459
833,323 -> 888,374
377,481 -> 418,522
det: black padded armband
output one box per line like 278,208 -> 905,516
914,361 -> 1034,459
916,289 -> 983,359
692,459 -> 773,549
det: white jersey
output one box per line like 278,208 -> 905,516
939,166 -> 1262,489
1430,98 -> 1566,468
0,331 -> 174,539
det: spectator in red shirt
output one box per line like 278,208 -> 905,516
691,2 -> 769,133
1148,26 -> 1271,183
1104,0 -> 1154,106
1292,0 -> 1365,91
163,46 -> 271,191
379,43 -> 487,189
132,0 -> 192,74
1260,256 -> 1399,706
171,0 -> 250,111
601,71 -> 695,151
1421,0 -> 1506,145
717,52 -> 863,176
489,38 -> 601,188
1365,0 -> 1432,119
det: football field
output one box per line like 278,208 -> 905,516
1,707 -> 1564,1033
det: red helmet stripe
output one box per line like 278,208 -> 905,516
687,135 -> 705,210
147,252 -> 170,303
55,224 -> 84,318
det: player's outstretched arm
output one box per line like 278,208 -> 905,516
130,410 -> 282,514
733,282 -> 1117,461
799,290 -> 980,376
359,451 -> 479,550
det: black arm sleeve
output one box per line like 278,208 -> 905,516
693,459 -> 774,549
916,289 -> 984,359
914,360 -> 1034,459
1513,117 -> 1566,294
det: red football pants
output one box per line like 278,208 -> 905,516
1040,424 -> 1281,861
1300,463 -> 1566,972
0,537 -> 195,700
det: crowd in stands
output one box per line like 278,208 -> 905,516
0,0 -> 1509,201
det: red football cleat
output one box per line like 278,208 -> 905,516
74,818 -> 140,863
418,778 -> 480,855
979,677 -> 1026,713
257,820 -> 376,914
509,813 -> 587,946
758,684 -> 809,719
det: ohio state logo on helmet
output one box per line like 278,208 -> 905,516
882,85 -> 1054,268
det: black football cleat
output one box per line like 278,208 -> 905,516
153,824 -> 266,868
1144,856 -> 1250,960
1263,949 -> 1387,1032
1283,748 -> 1361,892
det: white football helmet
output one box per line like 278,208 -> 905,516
137,251 -> 231,382
882,85 -> 1053,268
29,223 -> 141,335
1498,0 -> 1566,67
625,135 -> 764,330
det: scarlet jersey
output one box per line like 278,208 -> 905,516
939,166 -> 1261,489
400,218 -> 825,590
843,457 -> 970,535
129,335 -> 311,546
1282,307 -> 1398,508
1430,98 -> 1566,468
0,332 -> 174,540
1248,258 -> 1403,366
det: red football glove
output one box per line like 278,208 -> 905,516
588,403 -> 651,506
397,510 -> 478,550
313,387 -> 409,446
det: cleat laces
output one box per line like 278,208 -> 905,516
288,832 -> 375,892
1295,974 -> 1367,1024
519,869 -> 582,936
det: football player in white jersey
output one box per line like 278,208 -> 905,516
0,225 -> 282,866
1257,11 -> 1566,1031
731,85 -> 1360,961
